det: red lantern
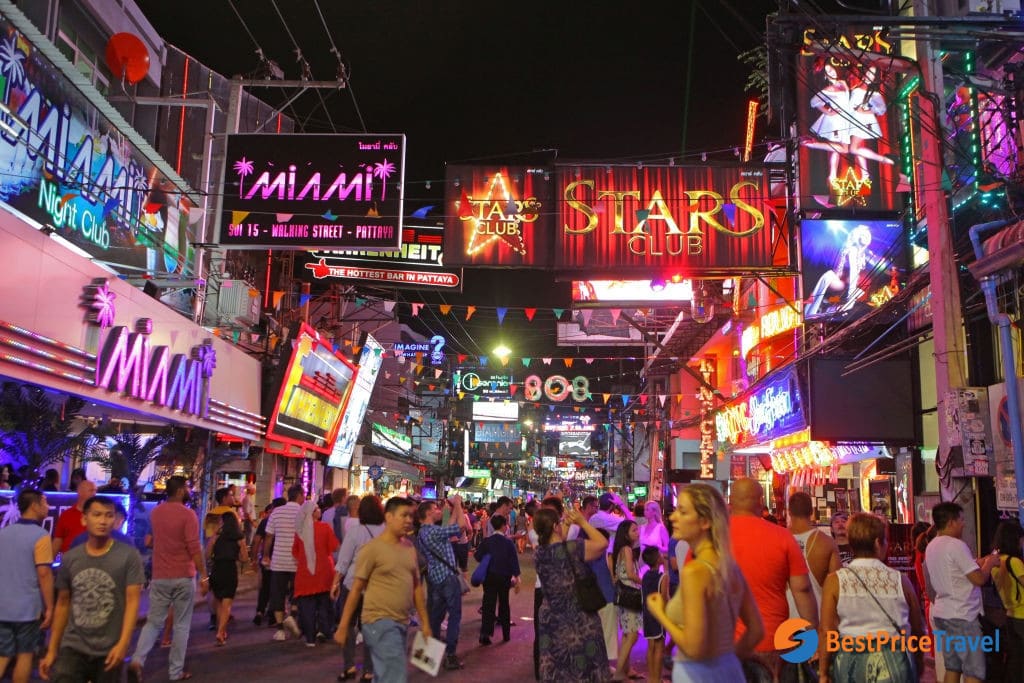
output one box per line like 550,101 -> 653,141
105,33 -> 150,85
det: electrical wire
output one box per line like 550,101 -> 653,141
311,0 -> 369,134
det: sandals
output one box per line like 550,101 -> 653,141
215,632 -> 227,646
336,668 -> 358,682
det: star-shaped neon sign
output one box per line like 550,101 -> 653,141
830,169 -> 871,207
462,172 -> 528,257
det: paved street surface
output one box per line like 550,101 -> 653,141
115,551 -> 935,683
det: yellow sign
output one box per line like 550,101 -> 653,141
741,305 -> 803,358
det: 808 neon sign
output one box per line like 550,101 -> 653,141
524,375 -> 591,402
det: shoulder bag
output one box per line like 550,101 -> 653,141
419,532 -> 471,594
471,553 -> 491,587
563,541 -> 607,613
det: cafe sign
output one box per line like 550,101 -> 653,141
715,367 -> 806,449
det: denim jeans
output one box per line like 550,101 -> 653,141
427,573 -> 462,656
361,619 -> 408,683
131,577 -> 196,680
296,592 -> 332,644
50,647 -> 121,683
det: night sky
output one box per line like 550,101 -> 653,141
136,0 -> 778,360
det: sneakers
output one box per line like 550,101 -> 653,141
272,629 -> 288,641
442,654 -> 463,670
305,641 -> 316,648
282,615 -> 301,638
478,637 -> 492,646
316,632 -> 328,643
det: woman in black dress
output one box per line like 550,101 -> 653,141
208,511 -> 248,644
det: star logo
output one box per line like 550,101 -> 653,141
460,172 -> 538,258
830,169 -> 871,207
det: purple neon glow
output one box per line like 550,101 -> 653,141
0,320 -> 94,359
0,336 -> 94,372
0,352 -> 92,384
209,398 -> 266,421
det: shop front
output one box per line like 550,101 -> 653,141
0,215 -> 264,486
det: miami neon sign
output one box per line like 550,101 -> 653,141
94,318 -> 216,417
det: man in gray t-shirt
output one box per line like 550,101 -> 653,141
40,497 -> 145,683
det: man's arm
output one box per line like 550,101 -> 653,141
413,573 -> 431,639
788,573 -> 819,629
185,514 -> 209,595
39,590 -> 70,680
105,584 -> 141,670
34,535 -> 54,629
334,576 -> 367,645
807,531 -> 837,588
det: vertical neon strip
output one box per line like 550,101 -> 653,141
176,58 -> 190,175
276,113 -> 282,134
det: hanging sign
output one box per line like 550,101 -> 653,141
220,133 -> 406,250
715,366 -> 806,449
523,375 -> 591,402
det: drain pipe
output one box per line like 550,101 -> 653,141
969,219 -> 1024,515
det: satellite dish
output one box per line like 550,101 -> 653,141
105,33 -> 150,85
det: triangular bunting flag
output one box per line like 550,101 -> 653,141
581,309 -> 593,326
383,300 -> 396,312
510,384 -> 519,396
385,371 -> 391,379
564,358 -> 573,368
250,333 -> 260,343
622,394 -> 631,406
500,356 -> 509,366
603,393 -> 611,404
522,358 -> 531,367
585,358 -> 594,364
676,394 -> 683,404
299,293 -> 311,306
466,306 -> 476,321
480,356 -> 488,366
399,376 -> 407,384
434,369 -> 442,379
496,307 -> 508,324
658,395 -> 667,407
355,297 -> 366,307
439,304 -> 452,315
415,352 -> 424,365
524,308 -> 537,321
458,391 -> 465,400
457,354 -> 467,364
552,308 -> 564,319
609,308 -> 621,325
639,395 -> 648,405
411,303 -> 423,316
415,364 -> 425,375
542,358 -> 551,365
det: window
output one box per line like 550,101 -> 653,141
54,16 -> 112,95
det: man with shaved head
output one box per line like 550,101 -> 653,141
729,479 -> 818,680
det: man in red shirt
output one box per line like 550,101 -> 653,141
127,476 -> 208,682
51,480 -> 96,557
729,478 -> 817,679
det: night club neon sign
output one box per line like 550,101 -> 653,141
94,319 -> 216,417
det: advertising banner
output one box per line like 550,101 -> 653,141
0,18 -> 196,274
304,224 -> 461,290
796,27 -> 905,211
473,421 -> 520,443
220,134 -> 405,250
715,367 -> 807,450
265,324 -> 357,455
572,279 -> 694,307
443,165 -> 554,267
371,422 -> 412,456
328,333 -> 384,470
556,165 -> 781,275
801,218 -> 906,322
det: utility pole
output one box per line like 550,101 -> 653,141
915,8 -> 976,549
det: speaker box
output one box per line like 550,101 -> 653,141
143,280 -> 160,299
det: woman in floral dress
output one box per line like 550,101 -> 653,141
533,505 -> 611,682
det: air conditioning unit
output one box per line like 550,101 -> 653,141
215,280 -> 261,325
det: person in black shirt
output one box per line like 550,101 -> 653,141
474,514 -> 521,644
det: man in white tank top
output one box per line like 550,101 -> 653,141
786,491 -> 839,617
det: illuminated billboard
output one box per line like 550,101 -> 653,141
801,219 -> 906,322
471,401 -> 519,422
371,422 -> 412,456
796,28 -> 905,211
556,310 -> 644,347
220,134 -> 405,250
0,17 -> 196,275
556,165 -> 781,275
473,421 -> 520,443
572,279 -> 693,307
265,324 -> 357,455
443,165 -> 554,267
304,224 -> 461,290
328,333 -> 384,469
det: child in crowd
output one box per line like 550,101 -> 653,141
640,546 -> 669,683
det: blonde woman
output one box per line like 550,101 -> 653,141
647,483 -> 763,682
639,501 -> 670,556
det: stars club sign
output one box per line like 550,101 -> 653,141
443,165 -> 554,267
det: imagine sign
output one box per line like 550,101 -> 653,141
715,367 -> 806,449
220,134 -> 406,250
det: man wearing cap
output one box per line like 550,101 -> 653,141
831,511 -> 853,567
587,492 -> 631,671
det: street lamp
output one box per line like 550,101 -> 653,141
493,344 -> 511,361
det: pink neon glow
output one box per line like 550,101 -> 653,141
0,320 -> 94,359
0,337 -> 94,372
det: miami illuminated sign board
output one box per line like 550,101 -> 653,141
95,318 -> 216,418
220,133 -> 406,250
715,367 -> 806,449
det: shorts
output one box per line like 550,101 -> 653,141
0,620 -> 40,657
617,606 -> 642,634
933,616 -> 986,680
267,570 -> 295,614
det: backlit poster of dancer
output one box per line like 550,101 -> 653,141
801,219 -> 906,322
796,28 -> 906,211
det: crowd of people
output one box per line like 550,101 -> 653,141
0,471 -> 1022,683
